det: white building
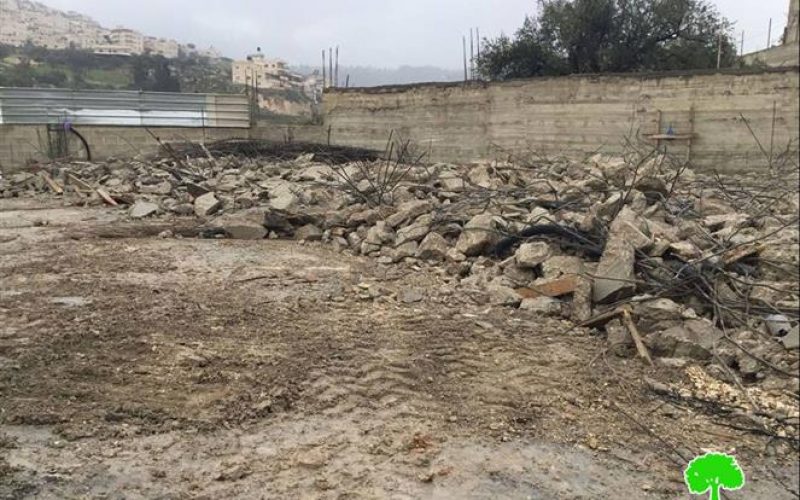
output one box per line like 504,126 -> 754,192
145,37 -> 179,58
0,0 -> 191,59
232,49 -> 299,88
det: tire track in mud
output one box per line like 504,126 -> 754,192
299,341 -> 438,420
293,307 -> 583,430
403,316 -> 587,427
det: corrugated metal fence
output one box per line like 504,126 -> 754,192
0,87 -> 250,128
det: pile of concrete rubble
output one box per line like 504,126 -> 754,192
4,147 -> 799,381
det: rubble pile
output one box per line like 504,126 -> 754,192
4,145 -> 799,385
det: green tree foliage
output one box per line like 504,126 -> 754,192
684,452 -> 745,500
477,0 -> 737,80
130,54 -> 180,92
0,44 -> 231,93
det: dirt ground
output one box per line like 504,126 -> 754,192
1,198 -> 798,499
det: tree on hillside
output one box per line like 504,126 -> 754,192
476,0 -> 737,80
131,55 -> 180,92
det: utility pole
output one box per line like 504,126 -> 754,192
322,49 -> 326,89
767,18 -> 772,48
462,35 -> 468,82
469,28 -> 475,80
335,46 -> 339,88
328,47 -> 333,88
740,31 -> 745,56
716,31 -> 722,69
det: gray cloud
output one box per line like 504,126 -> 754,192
37,0 -> 791,68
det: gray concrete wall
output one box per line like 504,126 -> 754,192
742,43 -> 799,67
0,125 -> 253,171
0,122 -> 330,172
4,68 -> 798,174
324,68 -> 800,173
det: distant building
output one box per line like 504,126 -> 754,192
179,43 -> 221,59
0,0 -> 199,59
108,28 -> 143,55
145,36 -> 179,58
232,49 -> 297,89
742,0 -> 799,67
787,0 -> 799,45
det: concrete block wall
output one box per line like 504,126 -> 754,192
0,123 -> 331,172
0,125 -> 251,172
324,68 -> 800,173
3,68 -> 798,174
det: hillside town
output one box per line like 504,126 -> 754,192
0,0 -> 219,58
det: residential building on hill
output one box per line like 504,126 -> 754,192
0,0 -> 206,59
232,49 -> 301,89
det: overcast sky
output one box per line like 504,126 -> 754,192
37,0 -> 792,68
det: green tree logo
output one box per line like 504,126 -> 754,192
684,452 -> 745,500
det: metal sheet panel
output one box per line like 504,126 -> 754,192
0,87 -> 249,128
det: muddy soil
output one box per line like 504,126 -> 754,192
0,198 -> 797,499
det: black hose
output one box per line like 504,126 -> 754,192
489,223 -> 604,259
69,127 -> 92,161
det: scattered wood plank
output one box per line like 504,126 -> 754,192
38,172 -> 63,194
575,307 -> 626,329
200,142 -> 215,162
622,308 -> 653,366
67,173 -> 118,206
722,243 -> 765,267
66,173 -> 94,192
96,188 -> 119,207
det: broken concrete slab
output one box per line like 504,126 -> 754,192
486,283 -> 522,307
211,209 -> 268,240
611,207 -> 653,251
520,296 -> 562,315
526,206 -> 551,225
542,256 -> 584,279
386,200 -> 433,228
634,176 -> 668,204
696,197 -> 734,216
593,236 -> 636,305
515,242 -> 551,268
455,213 -> 502,257
295,224 -> 323,241
668,241 -> 702,261
364,221 -> 395,246
267,182 -> 299,211
395,222 -> 430,247
632,298 -> 686,334
646,319 -> 723,360
262,209 -> 295,236
194,192 -> 221,217
139,180 -> 173,195
781,325 -> 800,349
184,182 -> 210,199
346,208 -> 382,227
391,241 -> 419,262
502,265 -> 538,288
416,232 -> 449,261
593,207 -> 655,305
361,241 -> 381,255
703,213 -> 749,231
129,200 -> 160,219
